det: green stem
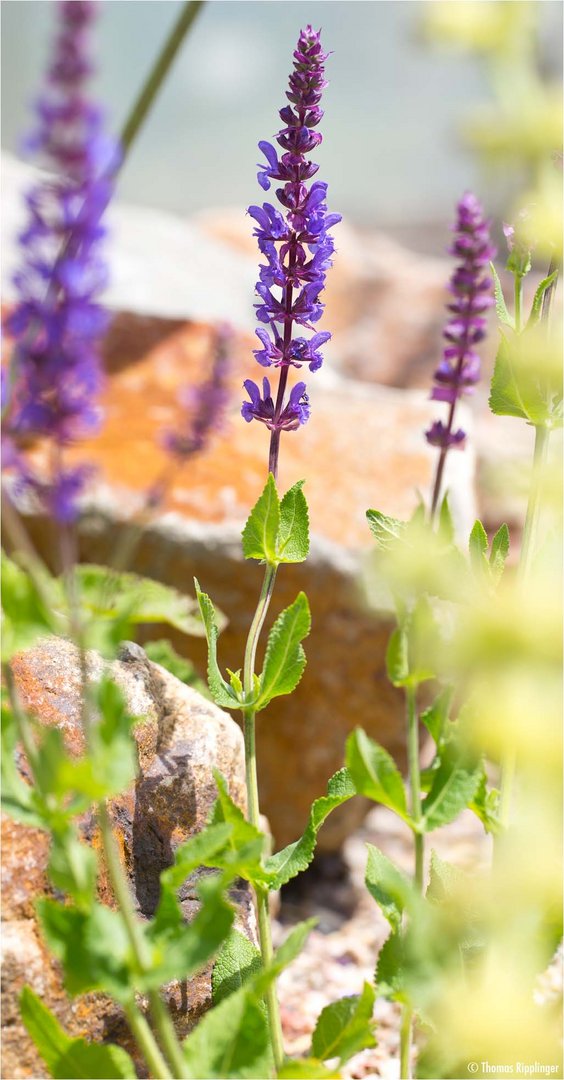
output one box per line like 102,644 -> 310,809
4,663 -> 40,777
400,684 -> 424,1078
98,803 -> 187,1078
400,1004 -> 413,1080
123,1002 -> 173,1080
242,563 -> 284,1073
118,1 -> 205,159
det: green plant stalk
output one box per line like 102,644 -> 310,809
118,1 -> 204,158
122,1002 -> 174,1080
242,563 -> 284,1073
514,272 -> 523,333
98,803 -> 188,1079
399,683 -> 424,1080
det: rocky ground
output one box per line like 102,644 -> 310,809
274,807 -> 492,1078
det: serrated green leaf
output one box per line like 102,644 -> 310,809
490,262 -> 515,329
468,519 -> 489,580
346,729 -> 410,823
242,474 -> 280,564
212,930 -> 263,1005
366,510 -> 406,549
144,639 -> 209,696
426,850 -> 465,905
265,769 -> 356,890
488,332 -> 551,424
161,822 -> 235,890
420,686 -> 453,746
489,524 -> 510,583
195,581 -> 242,709
208,771 -> 272,887
421,747 -> 481,832
385,627 -> 409,686
37,899 -> 132,1002
182,985 -> 272,1079
20,987 -> 136,1079
277,1061 -> 341,1079
375,931 -> 405,1000
311,983 -> 375,1065
526,269 -> 559,329
145,873 -> 234,989
255,592 -> 311,710
469,768 -> 501,835
182,918 -> 315,1079
75,565 -> 205,641
277,480 -> 309,563
365,844 -> 412,932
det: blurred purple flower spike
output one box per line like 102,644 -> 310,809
3,0 -> 117,523
426,192 -> 495,454
243,25 -> 340,469
164,324 -> 233,460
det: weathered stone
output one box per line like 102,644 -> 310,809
2,637 -> 255,1080
5,311 -> 475,854
2,156 -> 476,853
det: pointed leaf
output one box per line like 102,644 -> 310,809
489,524 -> 510,583
212,930 -> 263,1005
490,262 -> 514,329
256,592 -> 311,710
421,747 -> 482,831
375,931 -> 405,1000
438,495 -> 455,544
195,581 -> 242,709
242,474 -> 280,564
420,686 -> 453,746
489,332 -> 550,424
265,769 -> 356,889
20,987 -> 136,1079
366,510 -> 406,549
426,850 -> 465,905
526,269 -> 559,329
75,565 -> 205,638
311,983 -> 376,1064
385,627 -> 409,687
277,480 -> 310,563
365,844 -> 412,932
346,729 -> 410,823
182,987 -> 272,1079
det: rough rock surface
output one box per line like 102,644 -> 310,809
7,313 -> 476,853
2,636 -> 254,1080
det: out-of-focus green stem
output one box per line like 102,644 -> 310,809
400,684 -> 424,1079
118,2 -> 205,159
514,272 -> 523,332
122,1003 -> 173,1080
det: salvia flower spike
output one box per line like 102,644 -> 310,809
243,25 -> 340,476
427,192 -> 495,514
4,0 -> 116,523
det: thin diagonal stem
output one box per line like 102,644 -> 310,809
399,683 -> 424,1079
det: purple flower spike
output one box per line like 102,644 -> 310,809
426,192 -> 495,457
3,1 -> 117,523
243,26 -> 339,469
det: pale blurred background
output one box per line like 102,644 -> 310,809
2,0 -> 561,252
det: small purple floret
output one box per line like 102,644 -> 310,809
425,192 -> 495,452
242,26 -> 340,435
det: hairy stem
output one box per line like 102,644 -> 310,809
242,563 -> 284,1071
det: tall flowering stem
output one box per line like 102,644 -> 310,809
243,26 -> 340,480
427,193 -> 495,518
237,26 -> 338,1069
